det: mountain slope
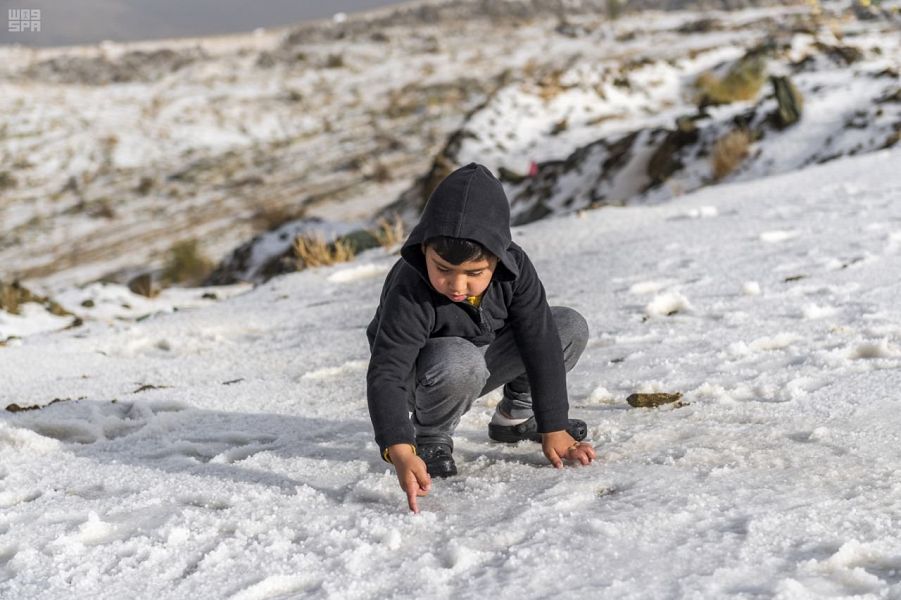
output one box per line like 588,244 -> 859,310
4,1 -> 898,291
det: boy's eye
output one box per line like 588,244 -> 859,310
467,271 -> 483,276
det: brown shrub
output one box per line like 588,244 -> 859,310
162,239 -> 213,285
373,216 -> 406,249
0,281 -> 21,314
0,171 -> 17,191
712,129 -> 752,181
696,56 -> 767,106
293,234 -> 355,269
251,203 -> 306,232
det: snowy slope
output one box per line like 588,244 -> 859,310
3,147 -> 901,598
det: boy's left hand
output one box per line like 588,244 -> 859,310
541,430 -> 596,468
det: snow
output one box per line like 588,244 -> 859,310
0,282 -> 252,342
2,145 -> 901,597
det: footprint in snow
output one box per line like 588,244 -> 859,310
10,399 -> 190,445
147,433 -> 278,464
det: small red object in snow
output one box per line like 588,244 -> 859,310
528,161 -> 538,177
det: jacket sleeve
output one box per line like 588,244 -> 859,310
506,250 -> 569,433
366,275 -> 434,453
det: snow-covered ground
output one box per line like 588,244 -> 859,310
3,146 -> 901,598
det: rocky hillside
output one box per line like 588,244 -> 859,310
0,0 -> 898,291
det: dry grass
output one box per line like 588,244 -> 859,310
0,171 -> 17,191
712,129 -> 752,181
293,234 -> 355,269
251,203 -> 306,232
607,0 -> 624,20
696,56 -> 767,106
0,280 -> 71,316
0,281 -> 22,314
162,239 -> 214,285
536,70 -> 568,102
373,216 -> 406,249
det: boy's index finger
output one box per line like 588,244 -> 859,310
404,474 -> 420,513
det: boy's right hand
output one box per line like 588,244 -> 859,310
388,444 -> 431,513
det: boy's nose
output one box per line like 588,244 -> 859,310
449,274 -> 467,293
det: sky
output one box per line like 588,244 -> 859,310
0,0 -> 409,47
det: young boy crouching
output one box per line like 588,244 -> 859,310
366,163 -> 595,512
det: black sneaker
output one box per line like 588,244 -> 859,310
488,416 -> 588,444
418,443 -> 457,478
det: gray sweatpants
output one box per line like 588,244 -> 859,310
410,306 -> 589,448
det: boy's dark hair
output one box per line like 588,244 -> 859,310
424,236 -> 494,265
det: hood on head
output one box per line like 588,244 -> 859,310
401,163 -> 518,281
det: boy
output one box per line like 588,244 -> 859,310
367,163 -> 595,513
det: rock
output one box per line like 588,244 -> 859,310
851,1 -> 881,21
336,229 -> 381,254
678,18 -> 722,33
127,273 -> 159,298
626,392 -> 684,408
815,42 -> 864,66
876,87 -> 901,104
646,119 -> 700,184
770,76 -> 803,129
511,201 -> 553,226
497,166 -> 529,185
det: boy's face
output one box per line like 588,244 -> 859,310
422,245 -> 497,303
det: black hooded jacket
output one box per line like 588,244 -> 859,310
366,163 -> 569,453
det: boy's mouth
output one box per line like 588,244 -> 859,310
449,293 -> 466,302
